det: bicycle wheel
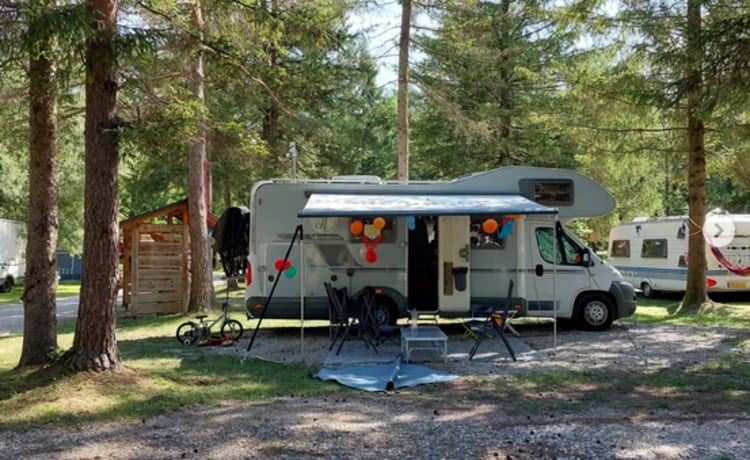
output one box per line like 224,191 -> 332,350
176,321 -> 200,345
221,319 -> 244,341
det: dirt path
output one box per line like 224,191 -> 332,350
2,322 -> 749,459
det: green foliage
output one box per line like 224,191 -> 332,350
411,0 -> 583,176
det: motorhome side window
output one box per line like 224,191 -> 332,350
469,217 -> 506,249
348,217 -> 397,243
611,240 -> 630,258
641,239 -> 668,258
535,227 -> 583,265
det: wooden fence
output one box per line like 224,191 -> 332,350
130,224 -> 189,316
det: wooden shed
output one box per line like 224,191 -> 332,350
119,200 -> 217,316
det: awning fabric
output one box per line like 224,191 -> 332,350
298,193 -> 558,217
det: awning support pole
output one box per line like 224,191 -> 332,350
242,224 -> 303,363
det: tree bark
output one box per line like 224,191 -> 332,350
186,1 -> 215,312
20,12 -> 59,366
680,0 -> 709,312
396,0 -> 411,181
62,0 -> 122,371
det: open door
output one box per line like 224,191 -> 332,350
438,215 -> 470,313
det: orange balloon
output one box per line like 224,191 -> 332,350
482,218 -> 498,234
350,220 -> 363,235
373,217 -> 386,230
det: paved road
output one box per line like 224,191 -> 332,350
0,297 -> 82,337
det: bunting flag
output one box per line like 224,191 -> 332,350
710,245 -> 750,276
497,216 -> 519,240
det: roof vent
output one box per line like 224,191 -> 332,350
331,175 -> 382,183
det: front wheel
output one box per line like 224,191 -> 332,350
574,294 -> 614,331
640,282 -> 654,298
176,322 -> 200,345
221,320 -> 244,340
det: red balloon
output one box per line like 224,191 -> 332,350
365,249 -> 377,263
274,259 -> 292,271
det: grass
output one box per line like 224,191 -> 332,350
1,291 -> 749,431
0,280 -> 82,306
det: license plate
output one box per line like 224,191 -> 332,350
728,281 -> 746,288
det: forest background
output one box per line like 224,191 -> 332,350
2,0 -> 749,253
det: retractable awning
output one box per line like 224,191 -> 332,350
298,193 -> 558,217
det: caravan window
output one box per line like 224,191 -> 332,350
469,216 -> 507,249
641,239 -> 668,258
610,240 -> 630,258
348,217 -> 396,243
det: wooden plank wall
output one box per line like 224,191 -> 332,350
130,224 -> 189,316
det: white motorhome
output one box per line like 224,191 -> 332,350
608,213 -> 750,297
244,167 -> 636,331
0,218 -> 26,293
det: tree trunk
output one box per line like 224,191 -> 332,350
680,0 -> 709,312
62,0 -> 122,371
396,0 -> 411,181
186,1 -> 215,312
19,16 -> 59,366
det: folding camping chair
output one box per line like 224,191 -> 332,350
466,280 -> 518,361
325,282 -> 378,355
359,287 -> 400,345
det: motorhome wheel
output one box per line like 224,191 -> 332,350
640,282 -> 654,298
373,301 -> 397,326
575,294 -> 614,331
0,277 -> 12,293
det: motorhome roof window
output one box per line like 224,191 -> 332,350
641,239 -> 668,258
611,240 -> 630,258
520,179 -> 573,206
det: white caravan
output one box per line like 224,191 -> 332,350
608,214 -> 750,297
244,167 -> 636,331
0,218 -> 26,293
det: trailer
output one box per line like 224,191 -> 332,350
608,212 -> 750,297
244,166 -> 636,331
0,218 -> 26,293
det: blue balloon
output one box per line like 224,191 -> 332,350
407,216 -> 416,231
497,219 -> 516,240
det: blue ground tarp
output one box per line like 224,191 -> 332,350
314,355 -> 459,392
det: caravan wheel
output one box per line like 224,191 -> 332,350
575,294 -> 614,331
640,282 -> 654,298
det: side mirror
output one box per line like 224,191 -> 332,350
581,248 -> 592,266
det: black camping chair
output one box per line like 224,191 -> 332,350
325,283 -> 378,355
359,287 -> 399,345
466,280 -> 518,361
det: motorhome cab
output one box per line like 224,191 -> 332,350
608,214 -> 750,297
245,167 -> 636,331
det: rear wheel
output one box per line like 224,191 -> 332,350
575,294 -> 614,331
176,322 -> 200,345
0,277 -> 13,293
372,300 -> 397,326
221,320 -> 244,340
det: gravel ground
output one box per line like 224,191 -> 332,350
2,321 -> 749,459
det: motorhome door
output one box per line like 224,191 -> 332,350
438,215 -> 470,313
